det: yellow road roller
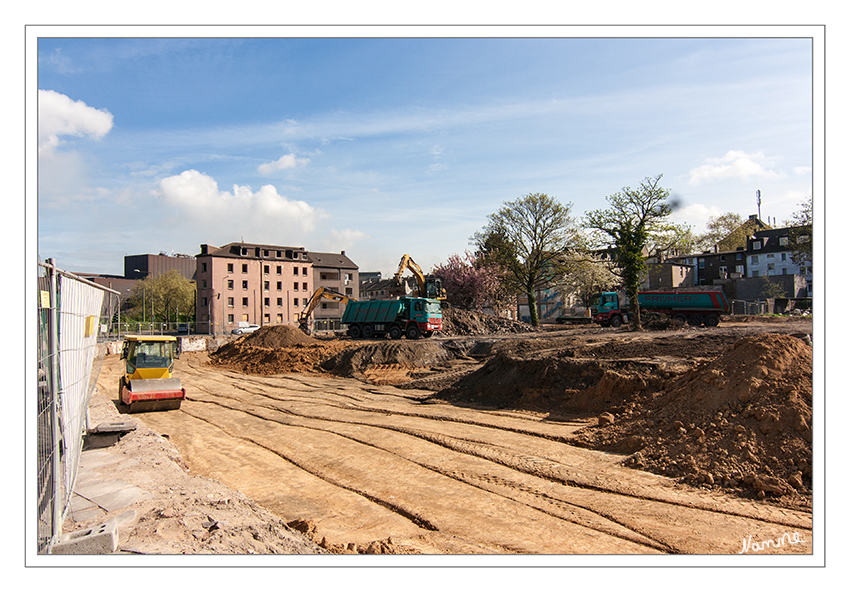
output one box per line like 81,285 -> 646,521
119,335 -> 185,412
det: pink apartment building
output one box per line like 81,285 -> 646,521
195,242 -> 359,334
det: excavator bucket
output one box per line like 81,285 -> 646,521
121,377 -> 185,413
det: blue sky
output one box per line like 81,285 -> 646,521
35,32 -> 815,277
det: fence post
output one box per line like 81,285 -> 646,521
46,258 -> 62,551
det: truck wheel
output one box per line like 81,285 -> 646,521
349,325 -> 362,339
704,314 -> 719,327
610,316 -> 622,328
673,314 -> 688,324
362,324 -> 375,339
389,325 -> 403,340
688,314 -> 704,327
406,325 -> 421,340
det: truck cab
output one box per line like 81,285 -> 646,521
592,292 -> 627,327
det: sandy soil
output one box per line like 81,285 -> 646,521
76,315 -> 814,556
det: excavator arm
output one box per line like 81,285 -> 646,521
392,254 -> 446,300
298,287 -> 355,334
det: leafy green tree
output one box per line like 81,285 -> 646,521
584,174 -> 675,330
128,270 -> 196,324
473,192 -> 580,327
787,196 -> 813,267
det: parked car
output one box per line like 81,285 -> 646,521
232,323 -> 260,335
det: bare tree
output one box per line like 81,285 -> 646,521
473,193 -> 580,327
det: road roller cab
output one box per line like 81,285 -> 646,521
119,335 -> 185,412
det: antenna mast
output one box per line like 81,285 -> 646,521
756,190 -> 762,220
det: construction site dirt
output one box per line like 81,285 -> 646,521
86,312 -> 815,556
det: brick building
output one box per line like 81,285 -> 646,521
194,242 -> 359,334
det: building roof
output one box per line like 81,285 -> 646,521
306,251 -> 358,269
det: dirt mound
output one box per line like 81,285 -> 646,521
572,334 -> 813,508
209,334 -> 353,376
241,324 -> 318,348
431,352 -> 667,415
440,307 -> 536,336
321,341 -> 453,381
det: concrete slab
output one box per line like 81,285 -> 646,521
90,485 -> 151,512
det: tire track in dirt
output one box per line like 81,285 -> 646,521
174,398 -> 657,554
179,384 -> 810,554
185,372 -> 810,531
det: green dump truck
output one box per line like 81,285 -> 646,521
592,290 -> 730,328
342,297 -> 443,339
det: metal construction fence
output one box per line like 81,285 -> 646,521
36,259 -> 118,554
728,299 -> 769,316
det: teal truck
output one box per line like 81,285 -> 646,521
342,297 -> 443,339
592,290 -> 730,328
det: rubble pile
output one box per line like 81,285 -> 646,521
440,307 -> 536,337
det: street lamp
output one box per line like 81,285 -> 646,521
221,275 -> 231,335
133,270 -> 146,325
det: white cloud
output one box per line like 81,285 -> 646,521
668,203 -> 723,233
158,170 -> 325,238
321,228 -> 371,254
793,166 -> 812,176
257,153 -> 310,175
38,90 -> 113,155
687,150 -> 783,185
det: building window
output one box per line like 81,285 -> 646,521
276,281 -> 282,290
264,265 -> 270,274
264,298 -> 270,307
276,266 -> 282,275
767,263 -> 775,271
202,279 -> 207,289
752,270 -> 760,277
779,236 -> 790,246
228,314 -> 234,322
277,298 -> 283,306
277,314 -> 283,323
698,259 -> 705,269
227,263 -> 234,273
736,253 -> 743,260
264,281 -> 270,291
719,266 -> 727,277
294,282 -> 299,291
263,250 -> 269,257
202,262 -> 207,272
767,253 -> 775,259
303,282 -> 308,291
753,241 -> 762,250
781,253 -> 787,262
302,267 -> 308,276
242,264 -> 248,273
227,297 -> 234,307
264,313 -> 270,323
202,297 -> 207,306
736,265 -> 744,275
242,297 -> 248,306
751,255 -> 759,265
242,280 -> 248,290
276,251 -> 282,258
228,280 -> 234,290
294,298 -> 300,307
